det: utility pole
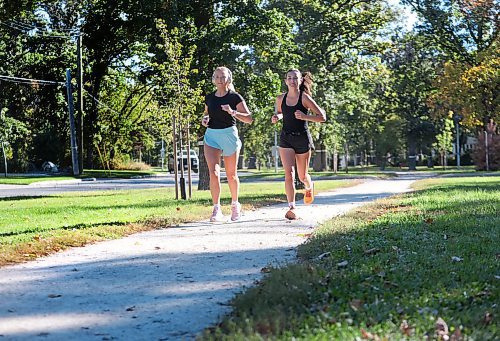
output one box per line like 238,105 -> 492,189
65,69 -> 80,176
186,113 -> 192,199
178,108 -> 186,200
1,139 -> 6,177
172,115 -> 179,199
485,130 -> 489,171
274,130 -> 278,173
0,104 -> 7,177
453,114 -> 461,169
77,34 -> 84,174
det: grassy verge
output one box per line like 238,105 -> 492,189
203,176 -> 499,340
0,170 -> 158,185
242,170 -> 395,181
0,179 -> 354,266
0,176 -> 78,185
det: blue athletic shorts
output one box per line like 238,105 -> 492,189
204,126 -> 242,156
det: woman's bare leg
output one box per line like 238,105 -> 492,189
223,150 -> 240,202
279,147 -> 297,204
204,144 -> 223,205
295,150 -> 312,189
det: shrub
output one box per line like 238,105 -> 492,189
111,154 -> 151,171
471,133 -> 500,170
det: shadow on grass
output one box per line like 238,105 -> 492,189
0,195 -> 66,201
0,221 -> 131,238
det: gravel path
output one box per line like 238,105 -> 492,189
0,178 -> 417,340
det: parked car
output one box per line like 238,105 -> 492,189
168,150 -> 199,173
42,161 -> 59,173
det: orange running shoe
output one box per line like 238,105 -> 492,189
304,182 -> 314,205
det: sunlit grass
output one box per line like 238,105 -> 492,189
203,176 -> 499,340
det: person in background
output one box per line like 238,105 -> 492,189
201,66 -> 253,222
271,69 -> 326,220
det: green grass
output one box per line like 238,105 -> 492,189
203,176 -> 499,340
0,176 -> 77,185
0,179 -> 353,265
0,170 -> 158,185
242,169 -> 395,180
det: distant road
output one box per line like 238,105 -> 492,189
0,174 -> 200,198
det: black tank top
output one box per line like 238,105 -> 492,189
281,91 -> 308,133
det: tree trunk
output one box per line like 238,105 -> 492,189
408,138 -> 417,170
312,142 -> 327,171
344,143 -> 349,173
197,140 -> 210,190
238,132 -> 244,169
332,148 -> 338,174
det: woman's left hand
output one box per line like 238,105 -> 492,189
294,110 -> 306,120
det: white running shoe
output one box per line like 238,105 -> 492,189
230,202 -> 241,221
210,205 -> 224,222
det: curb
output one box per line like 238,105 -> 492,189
28,178 -> 97,187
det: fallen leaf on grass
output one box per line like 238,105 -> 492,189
316,252 -> 331,260
364,248 -> 380,256
350,299 -> 363,311
360,328 -> 380,340
450,329 -> 463,341
400,319 -> 413,336
383,280 -> 399,288
337,260 -> 348,268
483,311 -> 493,325
435,317 -> 449,340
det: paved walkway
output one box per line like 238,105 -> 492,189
0,178 -> 418,340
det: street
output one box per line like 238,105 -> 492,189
0,174 -> 200,198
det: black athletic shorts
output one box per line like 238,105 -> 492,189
279,130 -> 315,154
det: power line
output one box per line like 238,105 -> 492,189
9,19 -> 80,32
0,21 -> 80,38
0,74 -> 65,86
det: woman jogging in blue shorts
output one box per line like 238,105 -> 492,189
272,69 -> 326,220
201,66 -> 253,222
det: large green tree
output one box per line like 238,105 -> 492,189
383,33 -> 442,170
402,0 -> 498,65
268,0 -> 397,170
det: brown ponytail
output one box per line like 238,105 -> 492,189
300,72 -> 313,96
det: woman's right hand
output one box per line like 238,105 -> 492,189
271,114 -> 279,124
201,115 -> 210,127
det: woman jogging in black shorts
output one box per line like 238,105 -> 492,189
271,69 -> 326,220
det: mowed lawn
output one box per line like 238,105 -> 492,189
202,176 -> 499,340
0,179 -> 354,265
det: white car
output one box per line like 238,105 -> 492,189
168,150 -> 199,173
